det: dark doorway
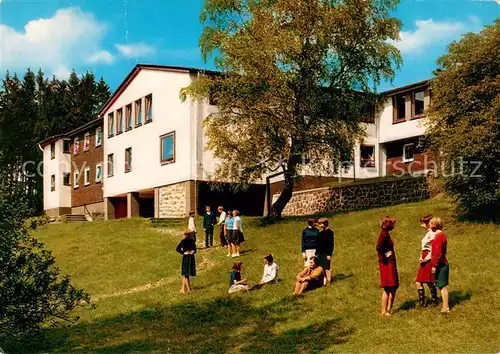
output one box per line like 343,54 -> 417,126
197,182 -> 265,216
113,197 -> 127,219
139,197 -> 154,218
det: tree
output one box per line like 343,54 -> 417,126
0,190 -> 90,339
426,20 -> 500,219
181,0 -> 402,218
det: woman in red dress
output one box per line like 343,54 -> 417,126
415,214 -> 438,306
376,216 -> 398,317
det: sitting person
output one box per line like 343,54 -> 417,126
258,253 -> 280,286
293,256 -> 324,296
228,261 -> 251,294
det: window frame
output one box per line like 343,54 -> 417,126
96,127 -> 103,147
392,94 -> 407,124
145,94 -> 153,123
107,154 -> 114,177
116,108 -> 124,134
74,169 -> 79,188
84,167 -> 91,186
50,143 -> 55,160
63,172 -> 71,186
125,147 -> 132,173
125,103 -> 133,131
73,137 -> 80,155
84,132 -> 91,152
63,140 -> 71,153
160,131 -> 176,165
50,174 -> 55,191
108,112 -> 114,137
135,99 -> 143,127
95,163 -> 103,183
360,145 -> 376,168
403,143 -> 415,163
411,90 -> 426,119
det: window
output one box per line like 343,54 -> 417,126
108,112 -> 114,137
117,108 -> 123,133
393,94 -> 407,122
95,164 -> 103,183
403,143 -> 415,163
74,169 -> 79,188
50,143 -> 55,159
125,147 -> 132,172
360,145 -> 375,168
413,90 -> 425,118
63,172 -> 71,186
160,132 -> 175,164
73,137 -> 80,155
96,127 -> 103,147
125,104 -> 133,130
63,140 -> 71,153
145,94 -> 152,123
84,132 -> 91,151
50,174 -> 55,191
84,167 -> 91,186
135,99 -> 143,126
107,154 -> 114,177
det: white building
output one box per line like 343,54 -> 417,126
40,64 -> 433,219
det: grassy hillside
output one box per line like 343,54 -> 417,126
5,198 -> 500,353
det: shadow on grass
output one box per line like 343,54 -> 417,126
450,290 -> 472,308
398,299 -> 418,311
9,296 -> 354,353
332,273 -> 354,282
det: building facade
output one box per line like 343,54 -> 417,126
40,64 -> 433,219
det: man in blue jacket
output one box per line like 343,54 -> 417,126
203,205 -> 217,248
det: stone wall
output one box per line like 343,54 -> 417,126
275,175 -> 429,216
158,181 -> 195,218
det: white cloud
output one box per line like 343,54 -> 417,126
389,19 -> 471,54
88,50 -> 114,64
52,65 -> 72,79
115,43 -> 156,58
0,8 -> 110,75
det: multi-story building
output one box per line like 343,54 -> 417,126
39,64 -> 433,220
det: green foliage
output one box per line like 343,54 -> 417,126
427,20 -> 500,220
0,191 -> 90,340
182,0 -> 402,217
0,69 -> 111,212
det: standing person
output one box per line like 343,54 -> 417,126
228,261 -> 251,293
218,206 -> 227,248
317,218 -> 335,285
224,211 -> 235,257
416,214 -> 438,307
430,217 -> 450,314
176,230 -> 197,294
301,219 -> 320,266
258,253 -> 279,286
376,216 -> 398,317
232,210 -> 245,257
203,206 -> 217,248
293,256 -> 324,296
187,211 -> 197,242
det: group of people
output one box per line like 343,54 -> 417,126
176,208 -> 451,316
377,215 -> 450,316
188,206 -> 245,257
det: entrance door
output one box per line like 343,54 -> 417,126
114,198 -> 127,219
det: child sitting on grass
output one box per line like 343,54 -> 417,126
228,261 -> 251,294
258,253 -> 280,286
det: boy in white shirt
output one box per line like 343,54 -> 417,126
218,206 -> 227,248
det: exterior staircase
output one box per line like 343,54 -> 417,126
65,214 -> 88,222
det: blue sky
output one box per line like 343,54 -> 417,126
1,0 -> 498,91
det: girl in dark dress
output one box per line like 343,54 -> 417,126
176,229 -> 197,294
376,216 -> 398,317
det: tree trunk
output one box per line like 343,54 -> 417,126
269,169 -> 295,220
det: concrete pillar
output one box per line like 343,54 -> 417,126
127,192 -> 140,218
154,187 -> 160,218
379,145 -> 387,177
104,197 -> 115,220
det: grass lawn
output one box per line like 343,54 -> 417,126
4,197 -> 500,353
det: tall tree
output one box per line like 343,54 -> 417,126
426,20 -> 500,219
181,0 -> 402,218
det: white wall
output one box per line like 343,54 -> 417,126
43,139 -> 71,211
377,96 -> 428,144
103,69 -> 220,198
